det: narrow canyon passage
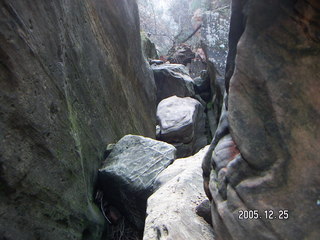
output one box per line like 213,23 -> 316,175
0,0 -> 319,240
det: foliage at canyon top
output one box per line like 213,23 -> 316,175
138,0 -> 217,55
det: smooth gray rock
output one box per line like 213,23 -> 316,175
0,1 -> 156,239
157,96 -> 207,157
98,135 -> 176,230
152,64 -> 195,104
143,146 -> 214,240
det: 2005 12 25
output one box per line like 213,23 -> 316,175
238,209 -> 289,220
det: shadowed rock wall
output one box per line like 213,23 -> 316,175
204,0 -> 320,239
0,1 -> 156,239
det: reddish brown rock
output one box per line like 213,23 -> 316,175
204,0 -> 320,239
212,134 -> 240,172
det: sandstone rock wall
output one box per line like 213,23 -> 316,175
203,0 -> 320,239
0,1 -> 156,239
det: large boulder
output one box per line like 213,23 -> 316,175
157,96 -> 207,157
143,146 -> 214,240
0,1 -> 156,239
203,0 -> 320,239
98,135 -> 176,230
152,64 -> 195,103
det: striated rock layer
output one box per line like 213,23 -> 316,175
0,1 -> 156,239
203,0 -> 320,239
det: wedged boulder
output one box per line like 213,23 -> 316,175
143,146 -> 214,240
157,96 -> 207,157
98,135 -> 176,230
152,64 -> 195,103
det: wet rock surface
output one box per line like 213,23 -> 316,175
98,135 -> 176,231
157,96 -> 207,158
143,146 -> 214,240
0,1 -> 156,239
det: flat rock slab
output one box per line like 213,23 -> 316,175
157,96 -> 207,157
143,146 -> 215,240
152,64 -> 195,104
98,135 -> 176,230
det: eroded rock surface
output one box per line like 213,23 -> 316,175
98,135 -> 176,231
0,1 -> 156,239
203,0 -> 320,239
152,64 -> 195,104
143,146 -> 214,240
157,96 -> 207,158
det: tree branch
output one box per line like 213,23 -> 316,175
180,24 -> 202,43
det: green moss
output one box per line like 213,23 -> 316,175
207,101 -> 213,110
141,31 -> 158,59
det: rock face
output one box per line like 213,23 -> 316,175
143,146 -> 214,240
98,135 -> 176,231
0,1 -> 156,240
157,96 -> 207,158
199,3 -> 230,140
201,1 -> 231,77
203,0 -> 320,239
152,64 -> 195,104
